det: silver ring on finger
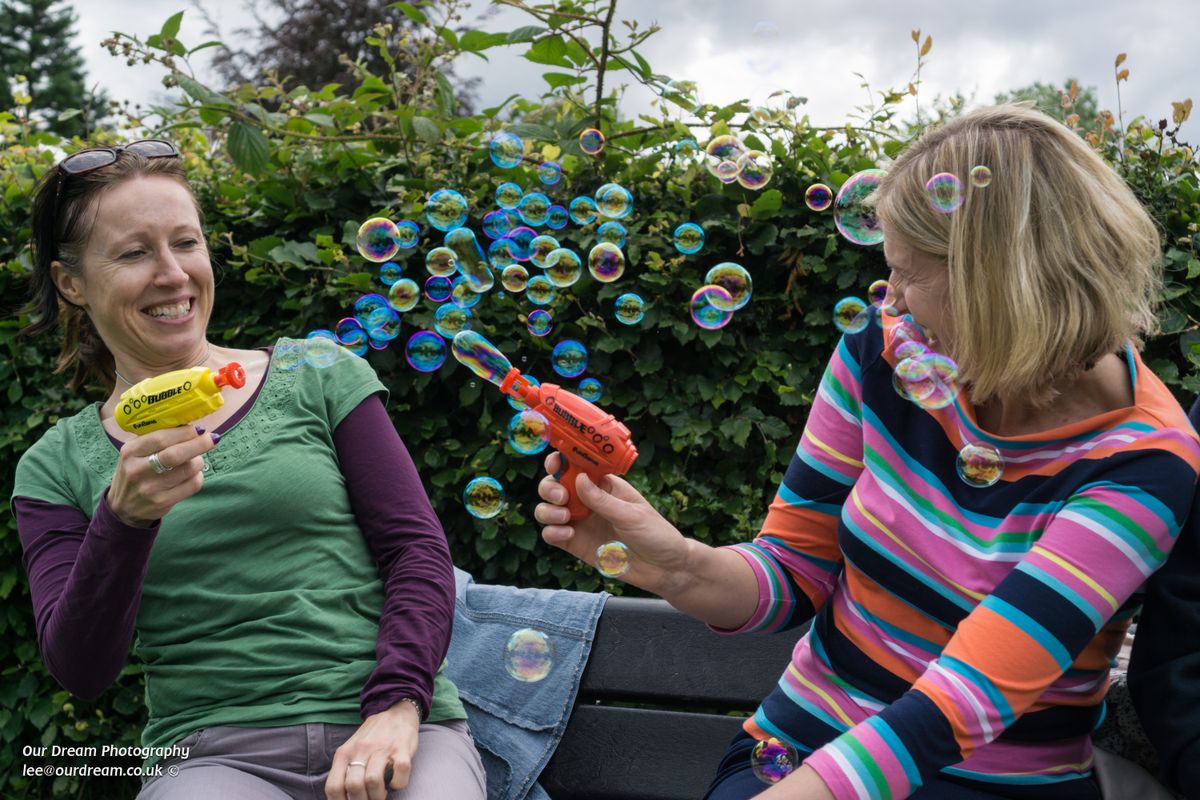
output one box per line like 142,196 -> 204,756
347,761 -> 367,768
147,452 -> 173,475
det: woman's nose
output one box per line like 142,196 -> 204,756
153,249 -> 189,284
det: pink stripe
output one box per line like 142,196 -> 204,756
1022,551 -> 1114,619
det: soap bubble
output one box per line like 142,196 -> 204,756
736,150 -> 773,190
273,340 -> 304,372
895,340 -> 929,361
537,161 -> 563,186
674,138 -> 699,157
588,242 -> 625,283
833,297 -> 871,334
889,317 -> 928,354
482,209 -> 515,240
501,264 -> 529,292
394,220 -> 420,250
504,628 -> 554,682
508,409 -> 551,455
579,128 -> 605,155
496,181 -> 524,209
912,353 -> 960,410
704,263 -> 753,311
425,247 -> 457,277
925,172 -> 965,214
596,540 -> 631,578
526,309 -> 554,337
969,165 -> 992,188
488,238 -> 518,269
404,331 -> 447,372
569,196 -> 599,225
751,737 -> 798,784
518,192 -> 551,227
378,261 -> 403,286
433,303 -> 472,338
595,183 -> 634,220
464,476 -> 505,519
578,377 -> 602,402
529,235 -> 561,269
690,285 -> 735,330
705,135 -> 747,178
804,183 -> 833,212
365,306 -> 402,341
715,160 -> 740,183
596,221 -> 627,248
336,318 -> 369,356
545,248 -> 583,288
893,356 -> 938,402
489,132 -> 524,169
869,279 -> 891,308
356,217 -> 400,262
387,278 -> 421,312
444,227 -> 494,292
425,188 -> 469,232
506,227 -> 537,261
834,169 -> 886,246
303,332 -> 343,369
526,275 -> 557,306
547,204 -> 569,230
614,293 -> 646,325
450,275 -> 482,309
673,222 -> 705,254
353,294 -> 390,327
424,275 -> 453,302
956,442 -> 1004,488
507,374 -> 541,410
552,339 -> 589,378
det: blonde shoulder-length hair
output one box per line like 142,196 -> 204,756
872,103 -> 1162,407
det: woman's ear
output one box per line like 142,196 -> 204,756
50,260 -> 86,309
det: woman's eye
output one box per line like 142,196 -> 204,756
177,239 -> 199,248
121,250 -> 146,260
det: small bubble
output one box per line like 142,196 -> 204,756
537,161 -> 563,186
868,279 -> 891,308
596,541 -> 631,578
704,263 -> 753,311
588,243 -> 625,283
495,182 -> 524,209
804,183 -> 833,212
551,340 -> 589,379
504,628 -> 554,682
751,737 -> 798,784
970,165 -> 993,188
925,172 -> 965,213
614,293 -> 646,325
489,132 -> 525,169
526,309 -> 554,337
956,442 -> 1004,487
405,331 -> 447,372
425,189 -> 469,232
833,297 -> 870,334
673,222 -> 705,254
356,218 -> 400,262
463,476 -> 504,519
579,128 -> 605,155
578,377 -> 603,402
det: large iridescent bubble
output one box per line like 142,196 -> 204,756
495,182 -> 523,209
735,150 -> 773,190
750,737 -> 798,784
704,135 -> 747,179
690,285 -> 735,330
433,303 -> 472,338
528,235 -> 561,270
356,217 -> 400,262
464,476 -> 505,519
501,264 -> 529,292
504,628 -> 553,682
594,183 -> 634,220
673,222 -> 705,254
804,183 -> 833,212
578,128 -> 605,155
387,278 -> 421,312
425,246 -> 457,277
517,192 -> 551,227
537,161 -> 562,186
834,169 -> 886,246
405,331 -> 447,372
614,293 -> 646,325
551,339 -> 589,378
425,188 -> 469,231
704,263 -> 753,311
545,248 -> 583,288
925,172 -> 965,213
526,309 -> 553,337
569,196 -> 599,225
588,242 -> 625,283
526,275 -> 557,306
508,409 -> 551,455
489,132 -> 525,169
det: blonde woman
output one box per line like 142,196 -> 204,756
535,104 -> 1200,799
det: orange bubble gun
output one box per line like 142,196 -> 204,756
452,331 -> 638,520
115,363 -> 246,434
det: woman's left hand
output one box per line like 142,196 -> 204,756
325,700 -> 421,800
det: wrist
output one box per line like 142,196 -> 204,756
387,696 -> 425,722
662,536 -> 705,600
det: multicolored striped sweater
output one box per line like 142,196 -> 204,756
723,318 -> 1200,799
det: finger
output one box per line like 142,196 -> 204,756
157,432 -> 218,467
364,750 -> 393,800
541,524 -> 576,548
543,450 -> 562,477
343,757 -> 368,800
324,752 -> 348,800
574,472 -> 643,524
596,473 -> 648,505
120,425 -> 209,457
537,475 -> 568,505
534,501 -> 572,526
384,749 -> 412,792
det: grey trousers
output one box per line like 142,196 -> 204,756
137,719 -> 487,800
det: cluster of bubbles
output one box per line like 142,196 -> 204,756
702,134 -> 775,190
691,263 -> 753,330
504,628 -> 554,682
924,165 -> 992,214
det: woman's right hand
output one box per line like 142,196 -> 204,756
534,451 -> 694,597
107,426 -> 217,528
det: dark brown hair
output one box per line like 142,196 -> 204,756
19,150 -> 202,391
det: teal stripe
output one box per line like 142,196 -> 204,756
828,736 -> 885,800
775,673 -> 854,733
737,543 -> 796,631
796,439 -> 858,486
867,717 -> 922,792
981,596 -> 1073,669
836,335 -> 862,382
751,711 -> 815,753
1076,479 -> 1179,531
850,599 -> 945,655
842,514 -> 976,613
778,482 -> 844,516
1014,562 -> 1105,629
938,654 -> 1016,727
759,534 -> 843,574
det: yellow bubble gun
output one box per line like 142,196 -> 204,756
115,363 -> 246,434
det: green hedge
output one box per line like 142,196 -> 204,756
1,5 -> 1197,796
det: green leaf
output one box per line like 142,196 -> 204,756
542,72 -> 586,89
630,50 -> 652,79
388,2 -> 428,24
160,10 -> 184,39
227,123 -> 270,174
187,40 -> 224,56
525,35 -> 571,67
435,72 -> 455,116
174,73 -> 233,108
437,26 -> 459,49
749,188 -> 783,219
459,30 -> 508,56
412,116 -> 440,143
507,25 -> 544,44
507,122 -> 556,142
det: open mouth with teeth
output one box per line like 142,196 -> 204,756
142,298 -> 194,321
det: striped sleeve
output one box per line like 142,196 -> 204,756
718,336 -> 863,634
805,445 -> 1200,799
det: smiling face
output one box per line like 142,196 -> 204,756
882,233 -> 953,349
50,175 -> 212,383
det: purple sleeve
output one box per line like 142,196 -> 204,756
14,490 -> 159,700
333,394 -> 455,721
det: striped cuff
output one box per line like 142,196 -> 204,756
805,716 -> 921,800
707,543 -> 799,635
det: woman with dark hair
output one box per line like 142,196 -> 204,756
535,105 -> 1200,799
11,140 -> 487,800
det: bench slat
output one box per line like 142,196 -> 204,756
578,596 -> 806,709
541,705 -> 745,800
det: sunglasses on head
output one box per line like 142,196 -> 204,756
51,139 -> 181,233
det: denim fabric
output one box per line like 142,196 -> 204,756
445,567 -> 607,800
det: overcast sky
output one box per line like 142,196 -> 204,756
72,0 -> 1200,140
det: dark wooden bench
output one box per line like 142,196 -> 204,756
539,596 -> 808,800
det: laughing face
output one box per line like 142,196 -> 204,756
51,175 -> 212,384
